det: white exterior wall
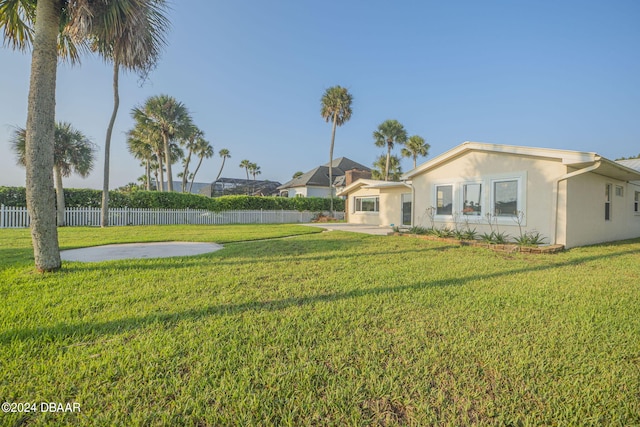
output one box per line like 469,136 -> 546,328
345,186 -> 407,226
286,187 -> 307,198
565,174 -> 640,247
346,187 -> 382,225
411,150 -> 566,244
306,186 -> 332,198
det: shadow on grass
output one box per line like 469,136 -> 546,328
2,247 -> 638,345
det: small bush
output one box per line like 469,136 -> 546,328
515,231 -> 548,246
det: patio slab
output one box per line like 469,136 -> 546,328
60,242 -> 223,262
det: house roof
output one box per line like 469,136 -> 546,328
337,179 -> 410,196
617,158 -> 640,172
278,157 -> 371,190
402,141 -> 640,182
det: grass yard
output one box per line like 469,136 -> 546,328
1,224 -> 639,426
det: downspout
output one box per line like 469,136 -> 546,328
552,160 -> 601,245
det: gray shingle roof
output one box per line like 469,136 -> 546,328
278,157 -> 370,190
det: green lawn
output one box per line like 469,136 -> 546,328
1,225 -> 639,426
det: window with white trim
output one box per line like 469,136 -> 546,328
634,191 -> 639,214
462,183 -> 482,216
354,196 -> 379,212
615,186 -> 624,197
493,179 -> 519,217
435,185 -> 453,216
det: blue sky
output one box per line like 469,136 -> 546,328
1,0 -> 639,190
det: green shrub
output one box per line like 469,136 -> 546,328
0,186 -> 345,212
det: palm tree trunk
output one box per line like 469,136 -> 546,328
413,156 -> 417,169
157,150 -> 164,191
101,61 -> 120,227
385,146 -> 391,181
53,165 -> 65,226
189,156 -> 204,193
153,168 -> 159,191
24,0 -> 61,271
215,157 -> 226,181
145,160 -> 151,191
329,113 -> 338,214
163,133 -> 173,191
181,149 -> 192,192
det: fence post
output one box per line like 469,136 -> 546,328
0,205 -> 4,229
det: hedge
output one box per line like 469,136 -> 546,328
0,187 -> 345,212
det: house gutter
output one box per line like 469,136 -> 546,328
552,160 -> 601,245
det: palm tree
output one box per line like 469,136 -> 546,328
371,154 -> 403,181
321,85 -> 353,213
126,129 -> 156,191
180,125 -> 204,192
373,119 -> 408,181
188,137 -> 214,193
1,0 -> 168,270
239,159 -> 251,180
11,122 -> 96,226
401,135 -> 430,169
129,110 -> 166,191
132,94 -> 193,192
95,0 -> 169,226
248,163 -> 261,180
215,149 -> 231,181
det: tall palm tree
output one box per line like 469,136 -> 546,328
215,149 -> 231,181
371,154 -> 403,181
1,0 -> 166,270
373,119 -> 408,181
239,159 -> 251,180
180,125 -> 204,192
401,135 -> 430,169
188,137 -> 214,193
248,163 -> 261,180
132,94 -> 193,192
95,0 -> 170,226
321,85 -> 353,213
129,110 -> 166,191
11,122 -> 96,226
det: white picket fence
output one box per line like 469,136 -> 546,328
0,205 -> 344,228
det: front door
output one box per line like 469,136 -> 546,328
401,193 -> 412,226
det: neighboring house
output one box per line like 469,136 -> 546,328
163,181 -> 210,195
200,178 -> 282,197
278,157 -> 371,198
338,142 -> 640,248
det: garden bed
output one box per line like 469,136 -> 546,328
389,232 -> 564,253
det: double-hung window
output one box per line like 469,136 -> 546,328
435,185 -> 453,216
634,191 -> 639,214
462,183 -> 482,216
493,179 -> 519,217
354,196 -> 379,212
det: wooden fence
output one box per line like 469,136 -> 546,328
0,205 -> 344,228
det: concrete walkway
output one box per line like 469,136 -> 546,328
303,223 -> 393,235
60,242 -> 223,262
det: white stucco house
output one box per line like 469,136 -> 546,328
338,142 -> 640,248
